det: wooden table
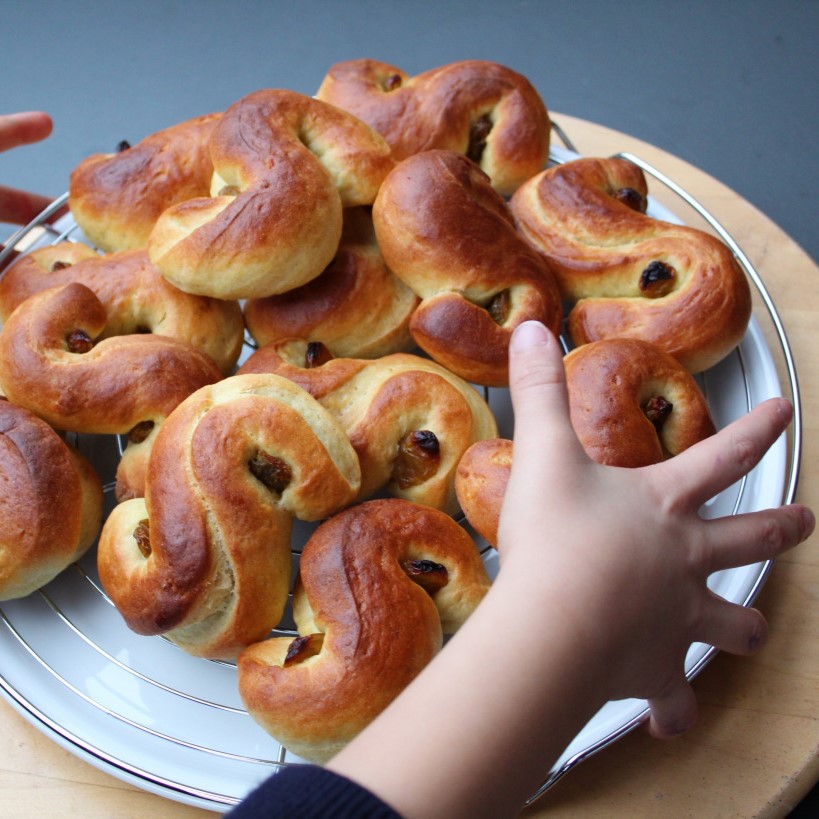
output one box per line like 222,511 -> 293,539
1,115 -> 816,818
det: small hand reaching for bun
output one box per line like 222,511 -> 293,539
322,320 -> 814,819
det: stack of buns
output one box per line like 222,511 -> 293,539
0,58 -> 751,761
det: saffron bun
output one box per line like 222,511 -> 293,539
453,437 -> 513,548
243,207 -> 418,358
509,156 -> 752,373
69,113 -> 220,252
0,243 -> 244,374
0,282 -> 223,500
96,373 -> 361,660
237,498 -> 490,763
564,337 -> 717,466
147,89 -> 395,300
316,58 -> 550,195
238,340 -> 498,515
0,399 -> 103,601
456,338 -> 716,545
372,149 -> 563,387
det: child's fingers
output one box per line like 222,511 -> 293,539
702,504 -> 814,573
0,185 -> 55,226
661,397 -> 793,507
697,596 -> 768,656
0,112 -> 53,152
647,675 -> 698,739
507,321 -> 586,467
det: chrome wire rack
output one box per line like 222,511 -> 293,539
0,122 -> 802,812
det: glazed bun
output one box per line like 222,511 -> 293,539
238,498 -> 490,763
510,156 -> 752,373
69,113 -> 220,252
0,400 -> 103,600
0,243 -> 244,374
317,58 -> 550,195
0,282 -> 223,500
147,89 -> 395,300
97,373 -> 361,660
244,207 -> 418,358
373,150 -> 562,386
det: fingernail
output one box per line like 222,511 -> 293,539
510,320 -> 550,350
748,622 -> 766,652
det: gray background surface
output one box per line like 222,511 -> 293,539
1,0 -> 817,263
0,0 -> 816,813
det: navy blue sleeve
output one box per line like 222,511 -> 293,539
226,764 -> 404,819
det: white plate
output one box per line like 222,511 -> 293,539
0,147 -> 799,812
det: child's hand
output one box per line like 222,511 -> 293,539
499,321 -> 814,739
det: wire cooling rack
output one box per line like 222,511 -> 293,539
0,126 -> 802,812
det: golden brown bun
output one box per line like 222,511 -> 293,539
69,113 -> 220,252
455,338 -> 716,545
237,498 -> 490,763
372,150 -> 563,386
317,58 -> 549,195
509,156 -> 752,373
0,243 -> 244,374
0,282 -> 223,500
244,207 -> 418,358
453,437 -> 512,548
0,400 -> 103,600
564,338 -> 717,466
239,341 -> 498,515
147,89 -> 395,300
97,373 -> 361,660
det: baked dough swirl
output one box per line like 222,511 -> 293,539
0,243 -> 244,374
147,89 -> 395,300
0,400 -> 103,600
238,340 -> 498,515
317,58 -> 550,195
372,149 -> 563,386
243,207 -> 418,358
509,156 -> 752,373
0,282 -> 223,500
69,113 -> 220,253
237,498 -> 491,763
97,374 -> 361,660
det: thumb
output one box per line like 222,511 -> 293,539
508,321 -> 582,462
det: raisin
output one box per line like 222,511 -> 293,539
50,260 -> 71,272
134,519 -> 151,558
402,559 -> 448,595
615,186 -> 647,213
393,431 -> 440,489
249,450 -> 292,494
639,261 -> 675,297
487,290 -> 511,325
643,395 -> 673,428
284,633 -> 324,667
128,420 -> 155,444
467,114 -> 493,164
66,329 -> 94,353
383,74 -> 402,91
117,140 -> 131,152
305,341 -> 333,368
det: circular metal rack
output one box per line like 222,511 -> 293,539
0,128 -> 802,812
